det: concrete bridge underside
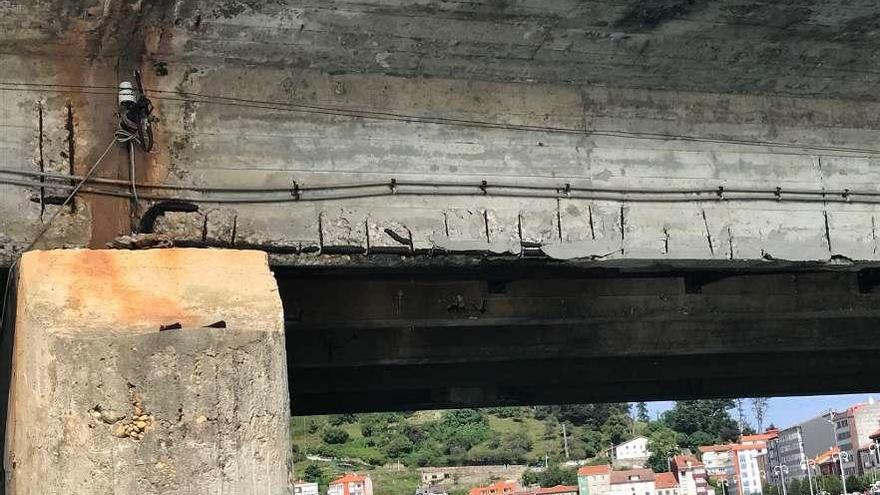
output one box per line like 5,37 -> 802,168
0,0 -> 879,417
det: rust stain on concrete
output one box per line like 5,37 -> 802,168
17,248 -> 282,333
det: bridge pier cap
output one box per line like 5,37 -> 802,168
6,248 -> 291,494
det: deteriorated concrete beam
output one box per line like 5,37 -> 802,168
6,248 -> 290,494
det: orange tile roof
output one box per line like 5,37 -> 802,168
699,445 -> 732,453
331,474 -> 368,485
814,447 -> 840,465
741,431 -> 778,442
673,455 -> 704,469
536,486 -> 577,495
655,473 -> 679,489
468,481 -> 520,495
610,469 -> 655,485
730,442 -> 766,451
578,465 -> 611,476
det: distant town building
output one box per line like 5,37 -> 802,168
417,485 -> 449,495
767,412 -> 836,484
613,437 -> 651,468
813,446 -> 841,476
862,429 -> 880,475
699,445 -> 733,480
468,481 -> 520,495
655,472 -> 680,495
833,399 -> 880,475
578,464 -> 611,495
328,474 -> 374,495
535,485 -> 578,495
730,443 -> 767,495
610,468 -> 656,495
295,480 -> 320,495
671,455 -> 708,495
422,471 -> 451,484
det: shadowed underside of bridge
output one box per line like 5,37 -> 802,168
280,262 -> 880,414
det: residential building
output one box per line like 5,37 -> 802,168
655,473 -> 680,495
578,464 -> 611,495
613,437 -> 651,468
864,429 -> 880,476
295,481 -> 320,495
422,471 -> 450,484
469,481 -> 520,495
328,474 -> 374,495
767,413 -> 836,484
699,445 -> 733,479
731,443 -> 766,495
813,447 -> 841,476
417,485 -> 449,495
672,455 -> 709,495
833,399 -> 880,475
610,469 -> 656,495
536,485 -> 578,495
857,428 -> 880,476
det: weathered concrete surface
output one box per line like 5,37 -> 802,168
2,0 -> 880,268
6,249 -> 290,494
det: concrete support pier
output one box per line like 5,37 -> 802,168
5,249 -> 291,494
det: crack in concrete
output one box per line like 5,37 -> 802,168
36,101 -> 45,218
823,209 -> 832,254
587,204 -> 596,240
701,209 -> 714,255
727,226 -> 735,260
556,198 -> 562,241
65,102 -> 76,212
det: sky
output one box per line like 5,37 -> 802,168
642,393 -> 879,430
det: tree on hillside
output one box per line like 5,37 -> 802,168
636,402 -> 650,422
601,413 -> 632,445
647,426 -> 680,472
523,464 -> 578,487
580,428 -> 605,458
788,478 -> 802,495
663,400 -> 737,442
688,431 -> 714,448
329,413 -> 357,426
303,463 -> 324,483
440,409 -> 490,458
322,426 -> 350,444
536,404 -> 631,429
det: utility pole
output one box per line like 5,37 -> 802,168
775,465 -> 789,495
562,423 -> 570,460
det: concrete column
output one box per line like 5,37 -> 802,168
5,249 -> 291,494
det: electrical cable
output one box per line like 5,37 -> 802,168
2,82 -> 879,155
3,172 -> 880,204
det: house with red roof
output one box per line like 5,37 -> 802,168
655,472 -> 680,495
577,465 -> 611,495
328,474 -> 373,495
698,444 -> 733,480
535,485 -> 578,495
671,455 -> 708,495
609,469 -> 656,495
468,481 -> 520,495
